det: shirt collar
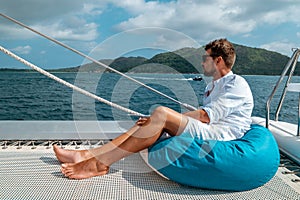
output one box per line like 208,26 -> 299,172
205,71 -> 234,93
213,71 -> 233,85
219,71 -> 233,80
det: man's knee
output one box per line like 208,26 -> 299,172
152,106 -> 168,116
149,106 -> 170,122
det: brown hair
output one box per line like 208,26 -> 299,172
205,38 -> 236,69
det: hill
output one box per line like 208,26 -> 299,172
51,59 -> 114,73
68,44 -> 298,75
1,44 -> 298,75
233,44 -> 292,75
137,44 -> 296,75
109,56 -> 147,72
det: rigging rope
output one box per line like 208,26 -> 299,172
0,13 -> 197,111
0,46 -> 146,117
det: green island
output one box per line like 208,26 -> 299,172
1,44 -> 299,75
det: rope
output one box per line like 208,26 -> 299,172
0,13 -> 197,111
0,46 -> 146,117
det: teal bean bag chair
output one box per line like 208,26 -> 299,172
148,124 -> 280,191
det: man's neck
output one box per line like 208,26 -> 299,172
213,69 -> 232,81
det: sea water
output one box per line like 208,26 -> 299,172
0,72 -> 298,124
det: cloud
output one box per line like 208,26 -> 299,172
113,1 -> 259,41
0,24 -> 34,40
11,45 -> 32,55
260,41 -> 296,56
31,19 -> 98,41
2,1 -> 299,42
86,27 -> 201,61
0,0 -> 105,41
1,0 -> 300,55
0,0 -> 85,23
113,0 -> 300,43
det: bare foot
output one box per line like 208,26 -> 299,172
61,157 -> 109,179
53,144 -> 93,163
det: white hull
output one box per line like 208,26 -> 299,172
252,116 -> 300,165
1,118 -> 299,167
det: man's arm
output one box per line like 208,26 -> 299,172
184,109 -> 210,124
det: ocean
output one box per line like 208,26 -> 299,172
0,72 -> 298,124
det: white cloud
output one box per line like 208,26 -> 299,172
11,45 -> 32,55
260,41 -> 296,56
86,27 -> 201,60
0,24 -> 35,40
0,0 -> 85,24
1,0 -> 300,55
32,20 -> 98,41
113,1 -> 260,42
0,0 -> 104,41
82,3 -> 104,16
112,0 -> 300,44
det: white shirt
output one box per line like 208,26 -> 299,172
199,71 -> 253,140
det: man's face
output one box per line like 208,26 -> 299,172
202,49 -> 217,77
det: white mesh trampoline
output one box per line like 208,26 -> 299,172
1,142 -> 300,200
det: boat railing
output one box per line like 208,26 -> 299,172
266,48 -> 300,136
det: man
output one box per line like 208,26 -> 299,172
54,38 -> 253,179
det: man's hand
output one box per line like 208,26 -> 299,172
184,109 -> 210,124
136,117 -> 151,126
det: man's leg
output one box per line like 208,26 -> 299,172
57,106 -> 189,179
53,125 -> 145,164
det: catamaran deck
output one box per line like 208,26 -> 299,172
1,144 -> 300,200
1,121 -> 300,200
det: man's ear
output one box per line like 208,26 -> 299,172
216,56 -> 222,64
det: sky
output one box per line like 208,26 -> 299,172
0,0 -> 300,69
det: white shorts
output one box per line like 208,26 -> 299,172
181,117 -> 208,139
182,117 -> 241,141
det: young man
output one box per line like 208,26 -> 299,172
54,38 -> 253,179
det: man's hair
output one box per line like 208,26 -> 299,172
205,38 -> 236,69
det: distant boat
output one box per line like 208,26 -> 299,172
193,76 -> 203,81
